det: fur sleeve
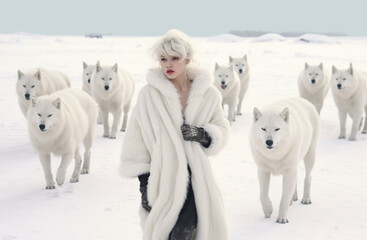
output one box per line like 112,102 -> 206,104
119,109 -> 151,178
201,91 -> 230,156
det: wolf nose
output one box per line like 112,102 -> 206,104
239,69 -> 243,74
25,93 -> 30,100
39,124 -> 45,131
337,84 -> 342,89
311,79 -> 315,84
104,85 -> 109,91
221,81 -> 225,85
88,79 -> 91,84
266,140 -> 273,146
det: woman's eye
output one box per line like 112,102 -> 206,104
261,128 -> 266,131
160,58 -> 167,62
48,114 -> 53,118
31,85 -> 35,88
275,128 -> 280,131
172,57 -> 179,61
38,113 -> 42,117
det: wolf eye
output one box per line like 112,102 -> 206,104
37,113 -> 42,117
242,64 -> 245,66
48,114 -> 53,118
101,78 -> 105,80
219,75 -> 222,77
261,128 -> 266,131
309,73 -> 311,76
31,85 -> 35,88
343,78 -> 346,81
86,73 -> 89,76
236,64 -> 238,67
316,74 -> 319,76
109,78 -> 112,81
275,128 -> 280,131
336,78 -> 339,80
225,75 -> 229,77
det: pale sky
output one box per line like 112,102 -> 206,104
1,0 -> 366,36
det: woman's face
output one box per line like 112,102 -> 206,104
160,55 -> 190,80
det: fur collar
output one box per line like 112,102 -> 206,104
146,66 -> 213,98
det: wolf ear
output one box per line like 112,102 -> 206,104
305,62 -> 309,70
53,98 -> 61,110
244,54 -> 247,61
280,107 -> 289,123
31,96 -> 38,107
96,61 -> 102,72
349,63 -> 353,75
112,63 -> 118,73
215,62 -> 219,71
253,107 -> 262,122
332,65 -> 337,74
83,62 -> 88,69
17,70 -> 24,80
319,62 -> 323,70
35,69 -> 41,80
229,56 -> 233,63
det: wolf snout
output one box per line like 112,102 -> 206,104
239,69 -> 243,74
266,140 -> 273,148
311,79 -> 316,84
88,79 -> 91,84
337,84 -> 342,89
39,124 -> 46,131
104,85 -> 109,91
25,93 -> 30,100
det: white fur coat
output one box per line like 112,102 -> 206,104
120,66 -> 230,240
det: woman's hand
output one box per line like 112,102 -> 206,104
181,124 -> 212,148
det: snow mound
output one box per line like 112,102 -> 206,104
296,33 -> 340,44
207,34 -> 244,43
0,32 -> 44,44
252,33 -> 286,42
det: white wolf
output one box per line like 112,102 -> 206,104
331,63 -> 367,140
213,63 -> 240,123
82,62 -> 102,124
229,54 -> 250,115
27,88 -> 98,189
16,68 -> 70,117
91,61 -> 135,139
297,63 -> 329,114
250,97 -> 319,223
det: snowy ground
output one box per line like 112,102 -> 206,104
0,33 -> 367,240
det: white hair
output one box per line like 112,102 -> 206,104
150,29 -> 194,62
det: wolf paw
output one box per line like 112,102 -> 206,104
109,135 -> 116,139
276,217 -> 289,224
301,198 -> 312,204
70,177 -> 79,183
262,201 -> 273,218
45,184 -> 56,190
236,112 -> 242,116
362,130 -> 367,134
80,169 -> 89,174
121,129 -> 126,132
103,133 -> 109,138
348,137 -> 357,141
338,135 -> 345,139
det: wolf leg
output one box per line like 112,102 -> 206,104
277,169 -> 297,224
39,153 -> 55,189
56,153 -> 73,186
258,169 -> 273,218
337,110 -> 347,139
70,148 -> 82,183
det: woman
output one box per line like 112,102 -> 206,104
120,29 -> 230,240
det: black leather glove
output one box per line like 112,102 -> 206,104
181,124 -> 212,148
138,173 -> 151,212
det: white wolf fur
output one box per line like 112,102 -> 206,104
331,63 -> 367,140
82,62 -> 102,124
16,68 -> 70,117
91,61 -> 135,139
250,97 -> 319,223
213,63 -> 240,123
229,54 -> 250,115
27,88 -> 98,189
298,63 -> 329,114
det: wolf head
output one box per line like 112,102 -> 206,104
82,62 -> 96,90
303,63 -> 324,86
93,61 -> 119,92
229,55 -> 248,75
214,63 -> 236,90
17,69 -> 43,101
331,63 -> 354,92
252,107 -> 290,150
28,96 -> 61,133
